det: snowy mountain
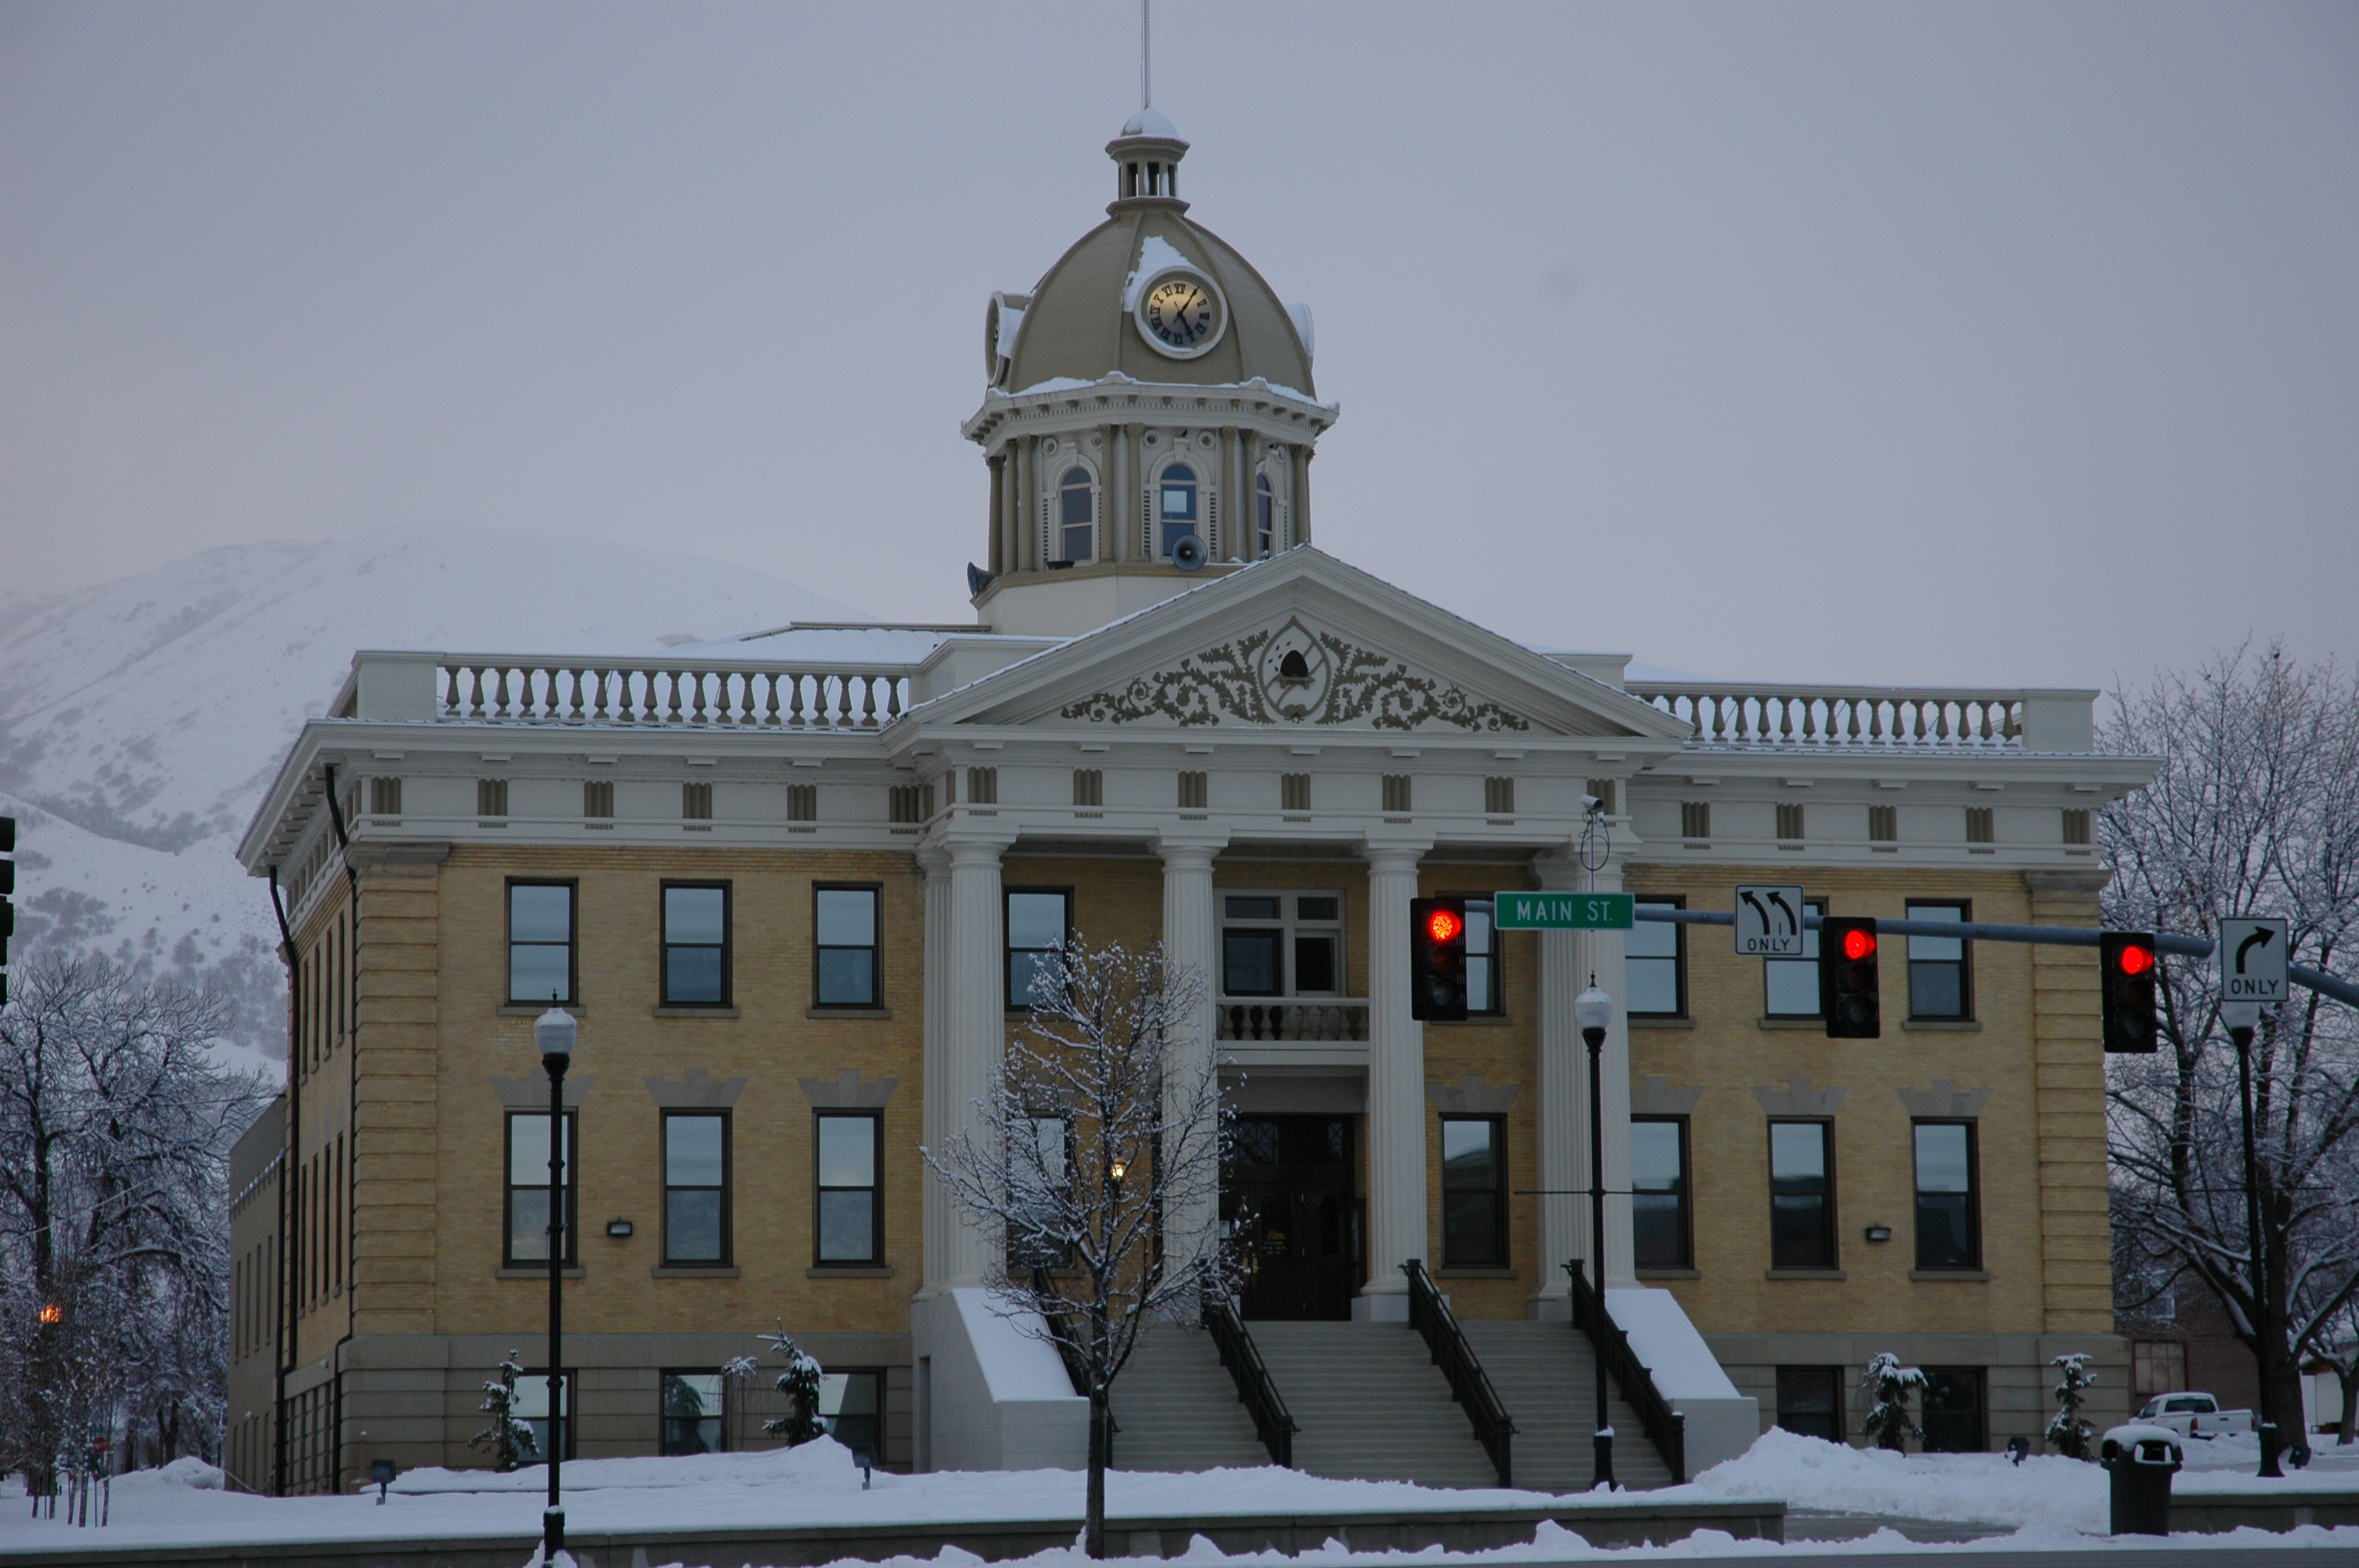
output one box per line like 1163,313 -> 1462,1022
0,522 -> 866,1074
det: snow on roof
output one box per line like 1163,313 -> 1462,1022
994,303 -> 1026,361
1123,234 -> 1198,313
1010,376 -> 1098,397
1605,1287 -> 1745,1403
1287,302 -> 1315,360
1118,105 -> 1182,140
657,623 -> 976,665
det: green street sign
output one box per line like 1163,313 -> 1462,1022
1492,891 -> 1634,931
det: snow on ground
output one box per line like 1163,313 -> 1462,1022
7,1434 -> 2359,1561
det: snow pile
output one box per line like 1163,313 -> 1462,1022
111,1457 -> 224,1492
1689,1428 -> 2106,1533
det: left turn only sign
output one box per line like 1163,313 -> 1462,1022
1735,884 -> 1808,956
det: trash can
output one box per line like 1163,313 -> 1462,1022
2099,1422 -> 2183,1536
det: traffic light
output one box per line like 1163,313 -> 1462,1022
2100,932 -> 2160,1053
1408,896 -> 1469,1022
1819,916 -> 1881,1039
1,815 -> 13,1008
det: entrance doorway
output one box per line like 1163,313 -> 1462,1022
1223,1115 -> 1362,1320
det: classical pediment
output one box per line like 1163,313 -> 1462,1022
902,549 -> 1690,746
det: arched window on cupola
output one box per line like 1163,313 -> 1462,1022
1058,467 -> 1094,565
1255,473 -> 1274,559
1158,464 -> 1198,560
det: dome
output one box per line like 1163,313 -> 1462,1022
1120,105 -> 1183,141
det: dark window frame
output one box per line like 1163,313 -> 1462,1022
812,882 -> 883,1009
503,1110 -> 578,1268
505,879 -> 579,1006
814,1109 -> 885,1265
660,880 -> 732,1007
1627,895 -> 1687,1018
1630,1114 -> 1693,1270
1444,892 -> 1506,1018
660,1367 -> 727,1456
820,1367 -> 886,1461
1911,1119 -> 1982,1271
1058,466 -> 1096,564
1764,896 -> 1830,1018
662,1110 -> 732,1267
1439,1113 -> 1508,1268
1906,898 -> 1975,1021
515,1367 -> 576,1463
1921,1366 -> 1988,1453
1767,1117 -> 1837,1270
1774,1366 -> 1845,1443
1005,887 -> 1074,1011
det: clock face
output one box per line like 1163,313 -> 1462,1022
1136,269 -> 1227,358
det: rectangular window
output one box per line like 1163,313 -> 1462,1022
1913,1120 -> 1979,1270
478,779 -> 509,818
1281,773 -> 1311,812
2132,1341 -> 2187,1398
1631,1116 -> 1691,1269
816,1112 -> 881,1264
1768,1120 -> 1834,1269
1072,768 -> 1103,807
513,1370 -> 573,1463
682,780 -> 713,820
820,1369 -> 885,1460
1462,897 -> 1501,1015
814,885 -> 881,1007
1012,1113 -> 1072,1268
2062,808 -> 2091,846
1906,901 -> 1972,1019
369,776 -> 402,816
1869,804 -> 1898,844
787,782 -> 818,822
1921,1367 -> 1986,1453
583,779 -> 613,819
1680,801 -> 1710,841
663,1112 -> 729,1265
504,1111 -> 576,1266
662,883 -> 730,1006
1382,774 -> 1412,814
1440,1116 -> 1506,1267
1627,897 -> 1685,1016
966,766 -> 998,804
661,1370 -> 725,1455
1485,776 -> 1516,817
1006,889 -> 1070,1007
1764,898 -> 1828,1017
1219,891 -> 1344,998
1177,770 -> 1208,809
1965,806 -> 1994,844
507,880 -> 576,1005
1774,1367 -> 1845,1443
1776,802 -> 1805,843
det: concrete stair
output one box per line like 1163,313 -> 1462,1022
1245,1320 -> 1502,1490
1108,1320 -> 1273,1473
1459,1319 -> 1677,1492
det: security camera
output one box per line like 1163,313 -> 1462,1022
1581,794 -> 1604,815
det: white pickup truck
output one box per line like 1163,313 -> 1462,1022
2135,1392 -> 2259,1439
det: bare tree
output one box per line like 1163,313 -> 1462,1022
2103,644 -> 2359,1447
926,940 -> 1230,1559
0,955 -> 269,1509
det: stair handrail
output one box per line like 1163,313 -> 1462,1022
1200,1291 -> 1298,1468
1565,1258 -> 1686,1484
1402,1259 -> 1515,1486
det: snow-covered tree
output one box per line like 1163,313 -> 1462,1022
2047,1353 -> 2097,1459
469,1351 -> 538,1472
926,939 -> 1230,1559
755,1324 -> 826,1445
1859,1354 -> 1926,1452
2102,645 -> 2359,1448
0,955 -> 267,1508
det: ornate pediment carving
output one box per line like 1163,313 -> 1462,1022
1060,621 -> 1530,732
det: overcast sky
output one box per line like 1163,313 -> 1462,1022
4,2 -> 2353,688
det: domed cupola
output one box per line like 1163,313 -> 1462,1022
961,110 -> 1340,637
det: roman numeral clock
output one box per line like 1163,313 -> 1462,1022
1136,266 -> 1228,358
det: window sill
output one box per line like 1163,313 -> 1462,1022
807,1007 -> 893,1021
1435,1265 -> 1518,1279
499,1004 -> 583,1018
654,1006 -> 740,1018
808,1264 -> 893,1279
1636,1267 -> 1700,1279
1757,1016 -> 1825,1030
496,1265 -> 583,1279
653,1265 -> 741,1279
1910,1269 -> 1991,1282
1629,1016 -> 1695,1030
1902,1019 -> 1983,1032
1764,1268 -> 1848,1281
1427,1014 -> 1514,1028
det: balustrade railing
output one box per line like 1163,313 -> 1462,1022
1565,1258 -> 1686,1485
1201,1293 -> 1297,1468
435,659 -> 912,729
1215,999 -> 1369,1044
1628,682 -> 2025,750
1404,1258 -> 1515,1486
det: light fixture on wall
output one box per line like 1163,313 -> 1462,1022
605,1219 -> 634,1239
1864,1225 -> 1893,1243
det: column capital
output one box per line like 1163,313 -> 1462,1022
934,823 -> 1020,862
1154,827 -> 1230,865
915,844 -> 952,879
1358,834 -> 1434,874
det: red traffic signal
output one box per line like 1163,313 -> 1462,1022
1840,927 -> 1876,962
2101,932 -> 2159,1053
1409,897 -> 1469,1022
1819,916 -> 1881,1039
1426,908 -> 1464,945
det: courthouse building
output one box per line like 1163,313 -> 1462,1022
227,107 -> 2153,1494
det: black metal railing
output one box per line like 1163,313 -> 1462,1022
1031,1267 -> 1115,1461
1403,1259 -> 1515,1486
1565,1258 -> 1685,1484
1201,1293 -> 1298,1468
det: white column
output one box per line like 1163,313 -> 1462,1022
1157,831 -> 1227,1269
1358,838 -> 1431,1319
1528,852 -> 1583,1319
918,845 -> 952,1298
941,831 -> 1014,1288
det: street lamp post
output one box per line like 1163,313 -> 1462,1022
1573,982 -> 1616,1492
2221,1000 -> 2284,1479
535,1002 -> 577,1560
